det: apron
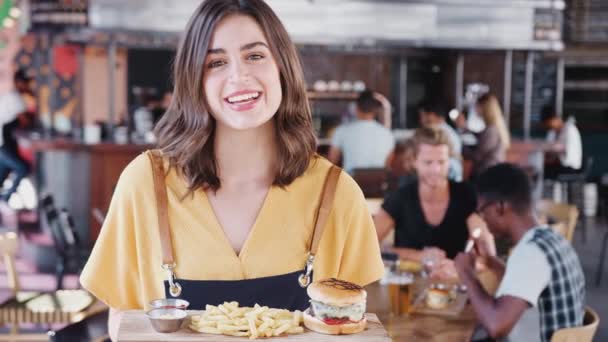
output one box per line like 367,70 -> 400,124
148,150 -> 341,311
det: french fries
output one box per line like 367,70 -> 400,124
189,301 -> 304,339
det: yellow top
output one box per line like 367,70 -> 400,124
80,151 -> 384,310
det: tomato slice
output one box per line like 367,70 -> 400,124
322,317 -> 352,325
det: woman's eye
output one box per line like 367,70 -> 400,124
247,53 -> 264,61
208,60 -> 226,69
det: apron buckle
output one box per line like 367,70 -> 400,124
162,263 -> 182,297
298,254 -> 315,288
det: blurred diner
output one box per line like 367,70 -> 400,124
374,127 -> 495,268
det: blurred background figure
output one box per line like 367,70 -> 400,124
419,100 -> 462,157
374,127 -> 495,271
14,69 -> 37,120
450,108 -> 468,134
464,93 -> 510,179
0,27 -> 32,203
132,92 -> 162,143
328,90 -> 395,173
418,99 -> 463,181
0,73 -> 30,202
541,106 -> 583,179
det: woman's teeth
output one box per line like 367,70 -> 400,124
227,92 -> 260,103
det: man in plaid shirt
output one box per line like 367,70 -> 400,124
454,163 -> 585,342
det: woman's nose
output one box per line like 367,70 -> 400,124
228,59 -> 249,82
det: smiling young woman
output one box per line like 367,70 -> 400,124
155,0 -> 317,190
79,1 -> 384,340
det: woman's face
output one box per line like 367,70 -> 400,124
203,15 -> 282,131
414,143 -> 450,187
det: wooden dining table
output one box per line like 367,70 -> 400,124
366,270 -> 500,341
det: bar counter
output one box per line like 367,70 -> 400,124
21,137 -> 151,245
26,138 -> 152,154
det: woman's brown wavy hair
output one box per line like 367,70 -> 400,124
155,0 -> 316,192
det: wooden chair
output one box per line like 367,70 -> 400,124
366,198 -> 396,248
596,187 -> 608,286
551,307 -> 599,342
537,199 -> 579,242
40,193 -> 89,290
352,168 -> 390,198
0,228 -> 105,337
0,231 -> 20,296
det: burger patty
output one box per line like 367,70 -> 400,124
310,300 -> 365,322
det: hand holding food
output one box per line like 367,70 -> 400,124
189,301 -> 304,339
428,259 -> 459,281
454,251 -> 477,279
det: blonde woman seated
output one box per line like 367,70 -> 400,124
375,128 -> 496,276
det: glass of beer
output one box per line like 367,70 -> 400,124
388,260 -> 413,316
389,282 -> 410,315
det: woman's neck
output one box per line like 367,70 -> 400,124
214,120 -> 277,188
418,179 -> 449,201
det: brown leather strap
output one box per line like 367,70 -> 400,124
148,150 -> 176,266
309,165 -> 342,255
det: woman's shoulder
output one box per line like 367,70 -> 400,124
114,150 -> 166,197
392,179 -> 418,199
119,150 -> 155,181
450,180 -> 475,194
299,156 -> 364,200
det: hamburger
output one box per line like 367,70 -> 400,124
304,278 -> 367,335
425,288 -> 451,309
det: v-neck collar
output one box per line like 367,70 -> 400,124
199,185 -> 275,262
412,181 -> 453,229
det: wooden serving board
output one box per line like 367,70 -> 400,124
409,289 -> 468,317
118,311 -> 391,341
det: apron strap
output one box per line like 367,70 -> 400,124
299,165 -> 342,287
148,150 -> 182,297
147,150 -> 175,266
309,165 -> 342,255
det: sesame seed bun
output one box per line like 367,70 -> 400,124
306,278 -> 367,307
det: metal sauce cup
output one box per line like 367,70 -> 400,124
149,298 -> 190,310
146,308 -> 187,333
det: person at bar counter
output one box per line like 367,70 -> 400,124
79,0 -> 384,340
464,93 -> 510,179
327,90 -> 395,174
374,127 -> 495,266
418,99 -> 463,182
540,106 -> 582,179
0,28 -> 30,203
454,164 -> 585,342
